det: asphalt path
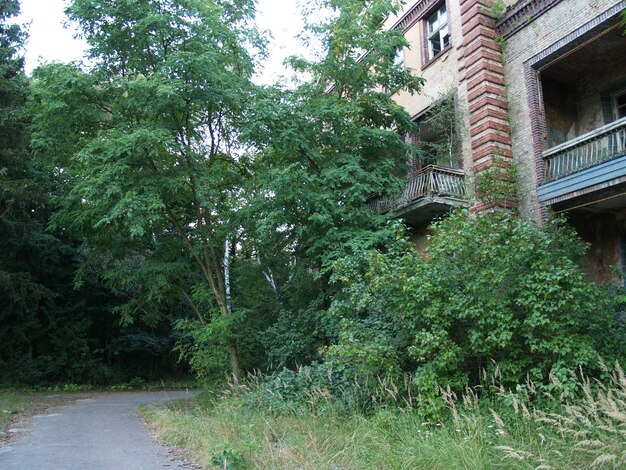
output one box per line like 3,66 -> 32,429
0,391 -> 195,470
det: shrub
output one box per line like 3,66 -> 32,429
327,210 -> 624,411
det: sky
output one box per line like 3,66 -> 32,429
16,0 -> 309,84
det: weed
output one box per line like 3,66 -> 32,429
143,363 -> 626,469
491,0 -> 507,19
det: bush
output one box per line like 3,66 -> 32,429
327,210 -> 625,411
241,362 -> 411,416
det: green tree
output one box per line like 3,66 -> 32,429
30,0 -> 263,379
0,0 -> 47,371
240,0 -> 423,365
247,0 -> 422,271
0,0 -> 108,385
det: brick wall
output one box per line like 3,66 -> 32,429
388,0 -> 625,220
391,1 -> 465,120
458,0 -> 515,211
499,0 -> 625,222
390,0 -> 516,207
390,1 -> 475,196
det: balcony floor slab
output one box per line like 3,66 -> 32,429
538,154 -> 626,206
396,196 -> 470,226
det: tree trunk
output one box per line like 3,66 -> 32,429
224,238 -> 232,314
224,238 -> 240,381
228,338 -> 240,381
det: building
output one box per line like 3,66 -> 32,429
371,0 -> 626,280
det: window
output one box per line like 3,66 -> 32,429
614,90 -> 626,119
408,94 -> 460,173
426,4 -> 450,60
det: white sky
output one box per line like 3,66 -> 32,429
16,0 -> 310,84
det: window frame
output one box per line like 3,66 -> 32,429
421,1 -> 451,69
407,94 -> 461,174
612,88 -> 626,120
393,47 -> 405,69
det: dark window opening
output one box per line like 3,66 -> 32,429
408,94 -> 460,174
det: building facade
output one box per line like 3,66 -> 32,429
373,0 -> 626,281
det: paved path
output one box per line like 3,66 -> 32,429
0,391 -> 195,470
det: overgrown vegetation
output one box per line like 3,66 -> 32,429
411,91 -> 461,170
326,210 -> 622,413
145,363 -> 626,469
0,0 -> 191,387
144,204 -> 625,467
2,0 -> 625,467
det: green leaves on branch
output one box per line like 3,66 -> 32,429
328,210 -> 624,406
247,0 -> 424,272
30,0 -> 266,379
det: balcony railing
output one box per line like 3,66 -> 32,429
368,165 -> 465,214
543,116 -> 626,182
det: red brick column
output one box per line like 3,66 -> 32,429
458,0 -> 515,211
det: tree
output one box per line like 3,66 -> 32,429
30,0 -> 263,379
239,0 -> 424,365
0,0 -> 104,385
246,0 -> 423,271
0,0 -> 46,372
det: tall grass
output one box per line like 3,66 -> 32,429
144,363 -> 626,469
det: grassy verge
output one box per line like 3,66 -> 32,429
143,383 -> 624,470
0,391 -> 30,429
19,378 -> 199,393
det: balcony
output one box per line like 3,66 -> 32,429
368,165 -> 467,225
538,116 -> 626,206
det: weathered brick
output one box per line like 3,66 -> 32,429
472,145 -> 514,161
464,60 -> 505,82
467,83 -> 507,103
471,132 -> 512,150
468,96 -> 509,114
470,120 -> 511,137
467,72 -> 505,91
469,107 -> 509,126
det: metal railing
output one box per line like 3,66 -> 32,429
368,165 -> 465,214
543,116 -> 626,182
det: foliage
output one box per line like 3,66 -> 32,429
241,364 -> 405,415
259,266 -> 330,368
29,0 -> 265,378
0,0 -> 43,378
244,0 -> 424,273
210,440 -> 252,469
474,154 -> 518,208
411,91 -> 461,169
229,0 -> 426,376
491,0 -> 508,19
528,362 -> 626,467
0,0 -> 100,386
325,210 -> 624,413
143,365 -> 626,469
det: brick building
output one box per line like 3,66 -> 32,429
372,0 -> 626,281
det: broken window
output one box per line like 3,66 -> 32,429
408,93 -> 460,173
426,4 -> 450,60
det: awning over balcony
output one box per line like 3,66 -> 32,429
538,116 -> 626,206
368,165 -> 468,225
